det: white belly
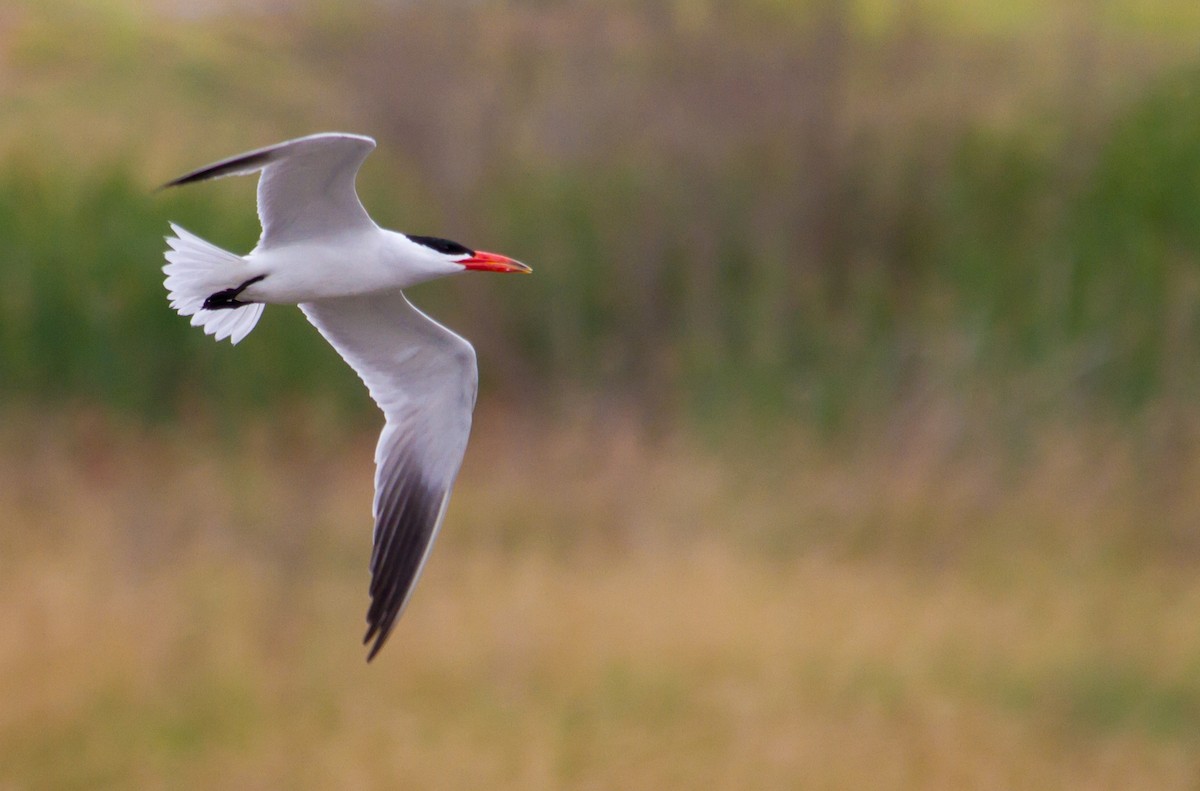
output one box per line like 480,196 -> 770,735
240,232 -> 405,304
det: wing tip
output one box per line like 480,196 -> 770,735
360,473 -> 446,662
159,150 -> 276,191
364,627 -> 385,662
362,596 -> 399,662
156,132 -> 377,196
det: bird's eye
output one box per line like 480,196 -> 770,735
407,235 -> 474,257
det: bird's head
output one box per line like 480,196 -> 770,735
405,234 -> 531,277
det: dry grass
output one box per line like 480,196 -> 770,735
3,408 -> 1200,789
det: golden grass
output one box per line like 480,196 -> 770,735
3,408 -> 1200,789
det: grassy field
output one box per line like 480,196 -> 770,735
4,409 -> 1200,789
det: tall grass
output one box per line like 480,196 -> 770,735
5,66 -> 1200,429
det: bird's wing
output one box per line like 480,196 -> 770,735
161,132 -> 378,247
300,290 -> 478,661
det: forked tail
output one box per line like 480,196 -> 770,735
163,223 -> 264,344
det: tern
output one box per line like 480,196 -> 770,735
160,132 -> 531,660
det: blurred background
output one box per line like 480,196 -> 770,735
5,0 -> 1200,787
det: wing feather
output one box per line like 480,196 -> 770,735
300,290 -> 478,660
161,132 -> 377,247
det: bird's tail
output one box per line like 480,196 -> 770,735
163,223 -> 264,345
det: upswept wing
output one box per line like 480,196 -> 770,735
300,290 -> 478,660
161,132 -> 377,248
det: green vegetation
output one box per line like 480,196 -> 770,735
2,0 -> 1199,432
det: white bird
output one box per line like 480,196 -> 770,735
160,132 -> 531,660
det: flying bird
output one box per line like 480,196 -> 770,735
160,133 -> 531,660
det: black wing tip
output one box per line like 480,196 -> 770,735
156,150 -> 276,192
363,606 -> 400,662
155,133 -> 376,194
362,589 -> 403,662
360,474 -> 443,662
363,603 -> 405,661
364,626 -> 387,662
